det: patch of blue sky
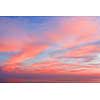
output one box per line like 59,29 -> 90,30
0,52 -> 17,65
0,16 -> 61,33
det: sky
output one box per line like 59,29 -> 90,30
0,16 -> 100,82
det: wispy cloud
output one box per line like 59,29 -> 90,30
0,16 -> 100,82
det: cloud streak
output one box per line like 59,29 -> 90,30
0,16 -> 100,82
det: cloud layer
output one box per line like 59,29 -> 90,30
0,16 -> 100,82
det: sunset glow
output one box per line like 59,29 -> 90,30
0,16 -> 100,82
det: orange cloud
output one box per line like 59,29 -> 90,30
6,44 -> 48,65
61,17 -> 99,36
2,59 -> 100,77
44,17 -> 100,50
2,64 -> 18,72
1,17 -> 100,80
66,44 -> 100,57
